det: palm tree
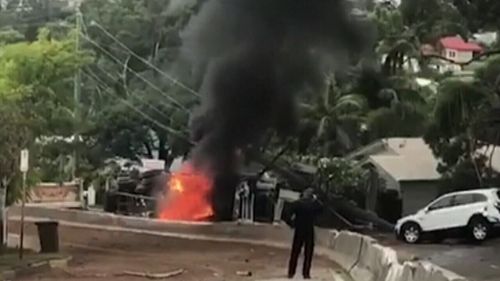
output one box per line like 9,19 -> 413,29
299,75 -> 367,156
360,73 -> 433,140
372,2 -> 421,76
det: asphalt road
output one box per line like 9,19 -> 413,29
380,235 -> 500,281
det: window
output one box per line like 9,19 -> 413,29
454,194 -> 475,206
473,193 -> 488,203
448,50 -> 456,58
428,196 -> 454,211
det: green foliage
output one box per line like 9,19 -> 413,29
79,0 -> 198,165
0,28 -> 88,203
453,0 -> 500,32
400,0 -> 468,43
298,76 -> 367,156
299,155 -> 366,202
425,55 -> 500,189
0,101 -> 32,188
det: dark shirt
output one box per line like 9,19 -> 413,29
287,198 -> 323,234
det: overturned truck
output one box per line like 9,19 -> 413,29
104,168 -> 166,217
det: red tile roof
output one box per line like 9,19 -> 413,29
439,36 -> 483,52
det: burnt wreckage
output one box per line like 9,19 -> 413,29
102,156 -> 393,232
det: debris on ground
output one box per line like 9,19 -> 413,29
120,269 -> 185,279
61,269 -> 186,280
236,270 -> 253,277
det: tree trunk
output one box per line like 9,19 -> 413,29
143,142 -> 154,159
468,132 -> 483,187
0,178 -> 9,251
158,135 -> 168,161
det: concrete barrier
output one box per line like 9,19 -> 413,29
413,262 -> 466,281
385,263 -> 405,281
7,205 -> 335,250
328,231 -> 467,281
330,231 -> 364,270
350,240 -> 399,281
8,206 -> 295,244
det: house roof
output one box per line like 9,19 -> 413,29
367,138 -> 441,182
359,138 -> 500,183
439,36 -> 483,52
369,155 -> 441,182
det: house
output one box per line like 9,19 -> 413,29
348,138 -> 500,219
347,138 -> 500,220
348,138 -> 441,217
422,36 -> 484,74
438,36 -> 483,64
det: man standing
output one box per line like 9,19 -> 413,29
286,188 -> 323,279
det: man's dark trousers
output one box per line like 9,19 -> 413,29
288,229 -> 314,278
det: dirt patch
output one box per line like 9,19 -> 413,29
12,221 -> 338,281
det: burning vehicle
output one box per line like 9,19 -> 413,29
103,160 -> 167,217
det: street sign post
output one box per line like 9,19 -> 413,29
19,149 -> 29,260
20,150 -> 29,173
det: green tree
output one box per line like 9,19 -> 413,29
79,0 -> 198,165
0,0 -> 73,41
453,0 -> 500,32
299,75 -> 367,156
400,0 -> 468,43
372,2 -> 420,76
297,155 -> 366,206
0,28 -> 89,196
366,76 -> 433,139
425,56 -> 500,188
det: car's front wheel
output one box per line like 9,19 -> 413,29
468,217 -> 490,242
400,222 -> 422,244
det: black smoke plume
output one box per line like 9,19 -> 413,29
184,0 -> 364,170
182,0 -> 366,219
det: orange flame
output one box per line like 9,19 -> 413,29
158,163 -> 214,221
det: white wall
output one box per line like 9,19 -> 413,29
443,48 -> 473,64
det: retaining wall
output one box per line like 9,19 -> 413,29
9,206 -> 467,281
8,206 -> 296,247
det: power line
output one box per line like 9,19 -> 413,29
80,32 -> 190,113
88,64 -> 176,121
83,68 -> 190,140
82,69 -> 190,141
88,19 -> 200,98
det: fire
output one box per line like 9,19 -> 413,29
171,178 -> 184,193
158,163 -> 214,221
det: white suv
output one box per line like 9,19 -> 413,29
396,188 -> 500,243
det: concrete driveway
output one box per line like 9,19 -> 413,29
380,235 -> 500,281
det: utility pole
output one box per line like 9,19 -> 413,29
19,149 -> 29,260
73,7 -> 82,181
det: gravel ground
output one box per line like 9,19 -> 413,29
11,222 -> 338,281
